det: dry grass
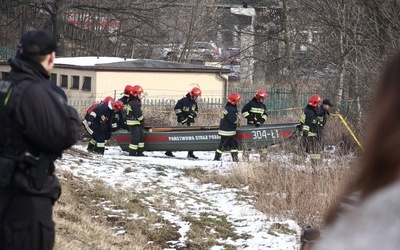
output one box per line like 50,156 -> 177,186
54,171 -> 179,250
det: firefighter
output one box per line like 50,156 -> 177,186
214,92 -> 242,162
83,96 -> 115,152
300,94 -> 322,155
126,85 -> 146,156
165,87 -> 201,159
241,89 -> 268,127
0,30 -> 80,250
84,99 -> 124,154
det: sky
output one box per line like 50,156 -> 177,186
56,144 -> 301,250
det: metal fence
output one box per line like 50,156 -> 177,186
0,46 -> 14,59
230,87 -> 329,114
70,88 -> 329,118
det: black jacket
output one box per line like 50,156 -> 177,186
300,105 -> 319,136
241,97 -> 268,125
126,96 -> 144,126
317,104 -> 330,126
86,102 -> 115,133
218,102 -> 239,136
0,56 -> 80,157
174,94 -> 198,125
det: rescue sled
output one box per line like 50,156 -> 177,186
113,123 -> 300,152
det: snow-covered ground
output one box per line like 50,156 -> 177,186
56,145 -> 301,250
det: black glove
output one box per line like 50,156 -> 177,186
255,122 -> 260,127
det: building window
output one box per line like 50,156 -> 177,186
61,75 -> 68,88
51,73 -> 57,85
71,75 -> 79,89
82,77 -> 91,91
1,72 -> 7,79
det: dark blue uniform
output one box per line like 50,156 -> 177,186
214,102 -> 240,162
83,102 -> 115,154
126,96 -> 145,156
241,97 -> 268,126
300,105 -> 321,154
165,94 -> 199,158
174,93 -> 199,125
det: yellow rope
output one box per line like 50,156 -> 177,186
331,114 -> 363,150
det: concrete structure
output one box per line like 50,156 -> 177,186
0,57 -> 230,107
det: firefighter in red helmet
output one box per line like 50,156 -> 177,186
214,92 -> 242,162
120,85 -> 133,105
241,89 -> 268,127
300,94 -> 322,156
126,85 -> 146,156
165,87 -> 202,159
83,97 -> 125,154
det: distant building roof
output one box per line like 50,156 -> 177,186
54,56 -> 229,73
55,56 -> 134,66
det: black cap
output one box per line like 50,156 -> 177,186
322,99 -> 333,107
18,30 -> 57,56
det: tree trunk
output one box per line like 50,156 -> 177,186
282,0 -> 299,106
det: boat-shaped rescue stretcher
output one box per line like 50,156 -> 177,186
113,123 -> 300,152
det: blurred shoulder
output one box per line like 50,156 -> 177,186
315,181 -> 400,250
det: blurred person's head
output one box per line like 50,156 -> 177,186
322,99 -> 333,110
17,30 -> 57,72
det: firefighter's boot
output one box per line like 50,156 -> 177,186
87,141 -> 95,152
187,151 -> 198,159
94,146 -> 105,155
231,152 -> 239,162
165,151 -> 175,157
137,148 -> 146,157
129,149 -> 137,156
213,152 -> 221,161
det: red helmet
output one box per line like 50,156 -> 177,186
189,87 -> 202,97
308,94 -> 322,107
130,85 -> 144,97
124,85 -> 133,95
228,92 -> 242,105
255,90 -> 267,100
112,100 -> 124,111
103,96 -> 115,105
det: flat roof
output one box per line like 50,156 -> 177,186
53,57 -> 230,73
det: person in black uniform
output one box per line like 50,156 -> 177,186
241,89 -> 268,127
126,85 -> 146,156
0,30 -> 80,250
300,94 -> 322,155
213,92 -> 242,162
317,98 -> 333,150
83,96 -> 114,151
165,87 -> 201,159
84,99 -> 124,154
